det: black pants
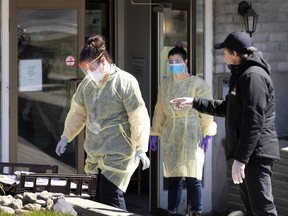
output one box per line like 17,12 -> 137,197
239,158 -> 277,216
168,177 -> 202,213
94,173 -> 127,211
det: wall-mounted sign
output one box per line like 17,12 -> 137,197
18,59 -> 42,92
65,55 -> 76,67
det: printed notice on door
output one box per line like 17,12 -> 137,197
19,59 -> 42,92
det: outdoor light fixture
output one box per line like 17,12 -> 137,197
238,1 -> 259,37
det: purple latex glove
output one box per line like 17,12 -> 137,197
150,136 -> 158,152
201,135 -> 212,154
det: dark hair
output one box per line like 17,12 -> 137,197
79,35 -> 113,64
168,47 -> 187,61
227,46 -> 257,61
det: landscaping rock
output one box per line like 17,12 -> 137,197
0,190 -> 77,214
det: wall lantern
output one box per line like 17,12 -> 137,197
238,1 -> 259,37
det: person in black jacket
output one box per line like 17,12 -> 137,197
170,32 -> 279,216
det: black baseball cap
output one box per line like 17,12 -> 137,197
214,31 -> 253,53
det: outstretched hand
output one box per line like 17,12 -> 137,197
170,97 -> 194,110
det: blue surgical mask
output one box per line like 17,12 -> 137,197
169,63 -> 184,75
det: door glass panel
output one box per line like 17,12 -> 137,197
159,9 -> 188,82
17,9 -> 78,173
157,8 -> 188,211
85,0 -> 112,55
85,1 -> 108,40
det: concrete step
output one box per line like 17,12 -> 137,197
65,197 -> 141,216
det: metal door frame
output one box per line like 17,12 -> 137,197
9,0 -> 85,172
1,0 -> 10,163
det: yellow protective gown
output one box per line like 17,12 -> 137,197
151,75 -> 217,180
62,64 -> 150,192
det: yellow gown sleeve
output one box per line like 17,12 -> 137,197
199,114 -> 217,136
62,97 -> 87,142
150,86 -> 166,137
127,105 -> 150,152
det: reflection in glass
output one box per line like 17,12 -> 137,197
159,10 -> 188,81
17,10 -> 78,173
157,8 -> 188,193
85,1 -> 109,41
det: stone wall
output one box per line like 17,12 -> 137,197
272,147 -> 288,215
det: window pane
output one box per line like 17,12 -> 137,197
195,0 -> 205,77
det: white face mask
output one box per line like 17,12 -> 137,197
87,65 -> 105,85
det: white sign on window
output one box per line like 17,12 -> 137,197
19,59 -> 42,92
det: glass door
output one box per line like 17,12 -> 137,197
10,0 -> 85,173
156,5 -> 190,214
151,0 -> 206,214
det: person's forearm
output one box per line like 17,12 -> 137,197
193,97 -> 227,117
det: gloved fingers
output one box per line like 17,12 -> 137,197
150,136 -> 158,152
150,145 -> 157,152
232,160 -> 245,184
55,137 -> 68,156
137,152 -> 150,170
55,145 -> 65,156
150,141 -> 158,152
201,141 -> 206,152
55,145 -> 61,156
241,169 -> 245,180
203,142 -> 208,153
170,97 -> 192,110
232,172 -> 238,184
170,99 -> 185,110
60,146 -> 66,154
174,102 -> 185,110
201,138 -> 210,154
232,171 -> 244,184
141,158 -> 150,170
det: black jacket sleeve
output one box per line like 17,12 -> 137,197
193,96 -> 227,117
